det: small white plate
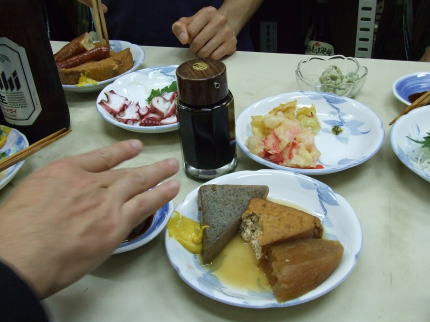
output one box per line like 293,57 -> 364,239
96,65 -> 179,133
114,201 -> 174,254
0,126 -> 29,190
392,72 -> 430,105
236,91 -> 385,175
390,105 -> 430,183
62,40 -> 145,93
165,170 -> 362,308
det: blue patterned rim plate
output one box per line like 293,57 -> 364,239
96,65 -> 179,133
390,105 -> 430,183
0,126 -> 29,190
392,72 -> 430,105
114,201 -> 174,254
236,91 -> 385,175
62,40 -> 145,93
165,170 -> 362,308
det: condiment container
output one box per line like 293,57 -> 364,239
176,59 -> 237,180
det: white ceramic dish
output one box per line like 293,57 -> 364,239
236,91 -> 385,175
165,169 -> 362,308
96,65 -> 179,133
0,126 -> 29,190
114,201 -> 174,254
392,72 -> 430,105
390,105 -> 430,183
62,40 -> 145,93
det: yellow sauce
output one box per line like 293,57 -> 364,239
208,235 -> 271,292
167,211 -> 206,254
76,74 -> 98,87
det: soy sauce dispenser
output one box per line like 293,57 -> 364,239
176,59 -> 237,180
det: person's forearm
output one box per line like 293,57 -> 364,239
219,0 -> 263,36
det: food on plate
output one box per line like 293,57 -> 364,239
407,132 -> 430,176
390,90 -> 430,125
58,49 -> 133,85
123,215 -> 153,242
0,125 -> 11,149
54,32 -> 95,62
98,81 -> 178,126
54,32 -> 134,85
198,184 -> 269,264
167,211 -> 207,254
240,198 -> 323,260
319,65 -> 359,95
258,238 -> 343,301
331,125 -> 343,135
169,183 -> 344,302
246,100 -> 322,168
408,91 -> 428,103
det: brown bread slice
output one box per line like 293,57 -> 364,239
259,238 -> 343,302
198,184 -> 269,264
241,198 -> 323,259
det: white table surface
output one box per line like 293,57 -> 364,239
2,42 -> 429,322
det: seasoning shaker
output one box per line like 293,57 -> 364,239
176,58 -> 237,180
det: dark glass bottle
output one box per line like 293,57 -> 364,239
0,0 -> 70,144
304,0 -> 335,56
176,59 -> 237,180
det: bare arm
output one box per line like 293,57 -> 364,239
218,0 -> 263,37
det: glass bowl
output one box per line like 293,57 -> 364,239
295,55 -> 368,97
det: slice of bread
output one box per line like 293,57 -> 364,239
58,48 -> 133,85
240,198 -> 323,259
259,238 -> 343,301
198,184 -> 269,264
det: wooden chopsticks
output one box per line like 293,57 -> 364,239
389,90 -> 430,125
0,128 -> 71,173
91,0 -> 109,46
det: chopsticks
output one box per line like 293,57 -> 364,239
389,90 -> 430,125
0,128 -> 71,173
91,0 -> 109,46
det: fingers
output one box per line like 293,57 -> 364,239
68,140 -> 143,172
172,17 -> 191,45
109,158 -> 179,203
181,6 -> 237,60
121,179 -> 180,232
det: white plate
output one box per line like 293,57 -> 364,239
0,126 -> 29,190
236,91 -> 385,175
96,65 -> 179,133
165,170 -> 362,308
392,72 -> 430,105
390,105 -> 430,183
62,40 -> 145,93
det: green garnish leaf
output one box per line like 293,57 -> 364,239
146,81 -> 177,104
0,152 -> 7,160
407,132 -> 430,149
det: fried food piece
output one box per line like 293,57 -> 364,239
241,198 -> 323,259
259,238 -> 343,301
58,48 -> 133,85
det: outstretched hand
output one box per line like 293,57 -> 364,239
0,140 -> 179,298
172,6 -> 237,60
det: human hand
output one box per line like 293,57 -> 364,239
420,46 -> 430,62
0,140 -> 179,298
77,0 -> 108,13
172,6 -> 237,60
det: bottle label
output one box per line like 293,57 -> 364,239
305,40 -> 334,56
0,37 -> 42,126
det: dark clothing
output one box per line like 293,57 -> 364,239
103,0 -> 255,51
0,261 -> 49,322
374,0 -> 430,61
